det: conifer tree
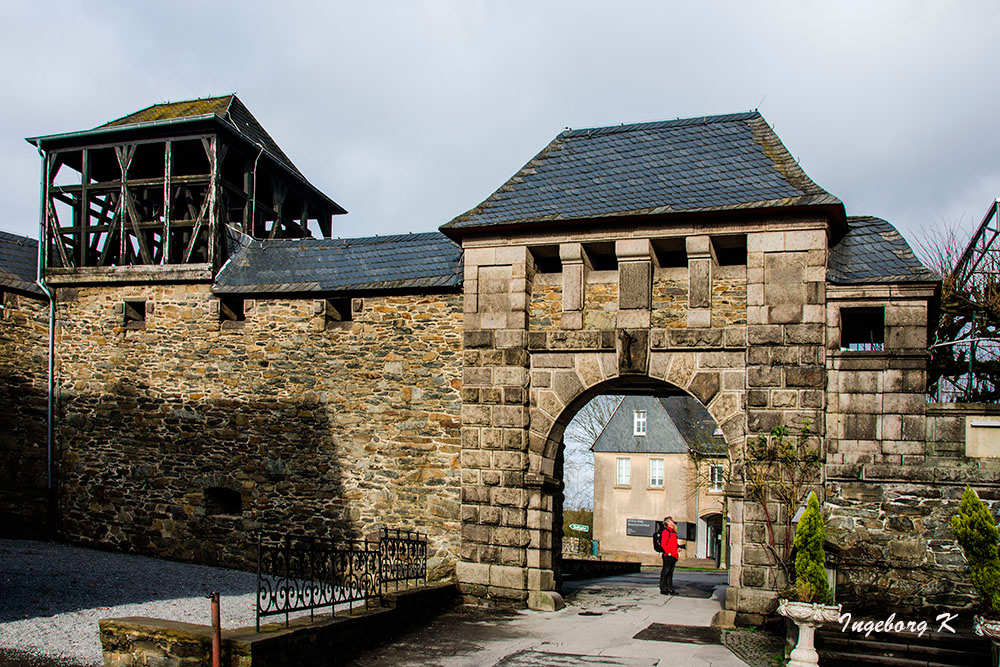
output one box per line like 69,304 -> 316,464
793,491 -> 831,604
952,486 -> 1000,616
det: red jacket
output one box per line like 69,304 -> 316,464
660,525 -> 679,558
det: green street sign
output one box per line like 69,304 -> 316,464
569,524 -> 590,533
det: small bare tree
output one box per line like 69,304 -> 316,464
915,218 -> 1000,402
562,395 -> 622,510
742,422 -> 822,584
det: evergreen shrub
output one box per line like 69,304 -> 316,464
951,486 -> 1000,617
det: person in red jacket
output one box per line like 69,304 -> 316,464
659,516 -> 680,595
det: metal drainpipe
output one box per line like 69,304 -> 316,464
35,146 -> 56,538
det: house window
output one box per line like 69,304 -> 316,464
649,459 -> 664,488
634,410 -> 647,436
219,296 -> 245,328
124,300 -> 146,330
616,458 -> 631,486
840,307 -> 885,351
709,464 -> 724,492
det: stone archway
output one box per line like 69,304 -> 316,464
526,364 -> 744,610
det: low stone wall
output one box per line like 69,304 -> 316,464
100,582 -> 456,666
826,403 -> 1000,616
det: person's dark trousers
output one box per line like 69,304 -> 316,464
660,554 -> 678,593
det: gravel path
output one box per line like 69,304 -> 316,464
0,539 -> 266,666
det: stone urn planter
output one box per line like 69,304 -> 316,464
776,599 -> 843,667
973,615 -> 1000,667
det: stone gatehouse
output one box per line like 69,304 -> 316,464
2,96 -> 994,618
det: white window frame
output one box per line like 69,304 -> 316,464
709,463 -> 724,492
649,458 -> 664,488
616,457 -> 631,486
633,410 -> 647,436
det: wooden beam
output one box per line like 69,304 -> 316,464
164,140 -> 172,264
79,148 -> 88,266
116,144 -> 134,265
123,190 -> 154,264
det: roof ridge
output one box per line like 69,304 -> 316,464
0,229 -> 38,245
560,111 -> 760,138
98,94 -> 235,128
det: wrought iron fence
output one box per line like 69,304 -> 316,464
255,528 -> 427,631
378,527 -> 427,591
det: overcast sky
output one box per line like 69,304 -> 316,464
2,1 -> 998,254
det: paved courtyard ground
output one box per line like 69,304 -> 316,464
0,539 -> 772,666
350,571 -> 755,666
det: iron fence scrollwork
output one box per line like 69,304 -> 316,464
255,527 -> 427,631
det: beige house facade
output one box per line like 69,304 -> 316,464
592,395 -> 726,565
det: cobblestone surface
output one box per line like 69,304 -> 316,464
721,628 -> 785,667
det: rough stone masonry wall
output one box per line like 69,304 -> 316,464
821,277 -> 994,614
52,283 -> 463,576
458,237 -> 751,611
739,227 -> 828,614
0,292 -> 50,538
824,403 -> 1000,616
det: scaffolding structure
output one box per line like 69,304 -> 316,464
932,198 -> 1000,402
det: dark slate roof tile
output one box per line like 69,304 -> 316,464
827,216 -> 939,284
592,395 -> 725,455
0,230 -> 43,297
443,112 -> 840,232
213,228 -> 463,294
102,95 -> 303,179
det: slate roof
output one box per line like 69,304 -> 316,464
827,216 -> 939,284
27,95 -> 344,214
213,228 -> 463,294
659,396 -> 727,455
100,95 -> 303,179
0,231 -> 43,297
592,395 -> 724,455
443,112 -> 842,234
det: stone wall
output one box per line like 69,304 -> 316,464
826,403 -> 1000,615
53,283 -> 463,575
651,269 -> 688,329
0,291 -> 50,538
823,283 -> 943,614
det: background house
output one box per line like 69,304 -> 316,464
592,395 -> 727,565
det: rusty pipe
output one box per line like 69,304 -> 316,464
210,591 -> 222,667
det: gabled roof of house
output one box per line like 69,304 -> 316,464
592,395 -> 724,455
827,215 -> 939,284
659,396 -> 727,455
0,230 -> 43,297
442,111 -> 842,235
213,227 -> 463,294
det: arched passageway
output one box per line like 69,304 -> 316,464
543,376 -> 734,594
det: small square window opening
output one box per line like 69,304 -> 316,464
529,246 -> 562,273
124,300 -> 146,330
220,296 -> 245,328
840,307 -> 885,351
325,298 -> 353,328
